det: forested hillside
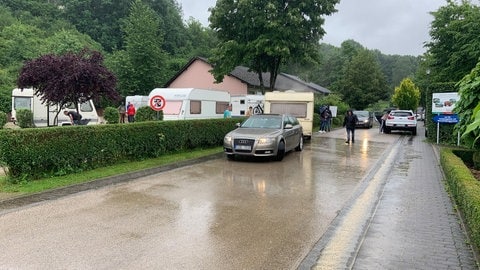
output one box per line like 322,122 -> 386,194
0,0 -> 420,114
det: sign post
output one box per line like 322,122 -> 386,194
149,95 -> 166,120
433,114 -> 459,145
431,92 -> 460,145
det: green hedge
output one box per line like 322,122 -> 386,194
0,118 -> 239,181
0,111 -> 6,129
440,147 -> 480,250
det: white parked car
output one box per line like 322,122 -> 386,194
384,109 -> 417,135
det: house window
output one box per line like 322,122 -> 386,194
190,100 -> 201,114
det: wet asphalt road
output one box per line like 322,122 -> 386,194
0,125 -> 401,269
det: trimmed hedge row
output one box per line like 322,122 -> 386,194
440,147 -> 480,250
0,118 -> 240,181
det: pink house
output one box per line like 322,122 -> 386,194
165,56 -> 331,96
165,57 -> 247,96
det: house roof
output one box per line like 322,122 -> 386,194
164,56 -> 331,94
230,66 -> 331,94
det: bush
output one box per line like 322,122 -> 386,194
0,118 -> 239,181
16,109 -> 34,128
441,147 -> 480,251
136,106 -> 162,122
103,106 -> 119,124
0,111 -> 7,129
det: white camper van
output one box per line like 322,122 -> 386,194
264,90 -> 314,139
148,88 -> 231,120
11,88 -> 99,127
230,94 -> 265,117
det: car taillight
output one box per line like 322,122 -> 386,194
408,116 -> 415,120
387,115 -> 394,119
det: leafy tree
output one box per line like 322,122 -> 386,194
0,23 -> 45,67
209,0 -> 339,93
0,6 -> 17,30
181,19 -> 219,59
426,0 -> 480,84
61,0 -> 131,52
17,49 -> 119,113
43,29 -> 103,55
1,0 -> 62,29
107,0 -> 166,96
454,60 -> 480,152
337,50 -> 389,109
0,68 -> 15,113
391,78 -> 420,111
145,0 -> 188,55
60,0 -> 187,54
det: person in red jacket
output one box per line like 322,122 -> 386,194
127,102 -> 136,123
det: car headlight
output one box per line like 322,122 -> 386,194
364,120 -> 369,123
224,136 -> 232,144
258,137 -> 276,145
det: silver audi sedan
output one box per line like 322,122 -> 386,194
223,114 -> 303,161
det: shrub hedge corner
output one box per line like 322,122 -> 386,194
440,147 -> 480,251
0,118 -> 240,182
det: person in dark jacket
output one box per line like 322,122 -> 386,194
64,110 -> 82,125
343,109 -> 358,143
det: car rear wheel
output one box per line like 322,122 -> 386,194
411,127 -> 417,136
274,141 -> 285,161
384,127 -> 391,134
295,135 -> 303,151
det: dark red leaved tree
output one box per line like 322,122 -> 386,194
17,49 -> 120,112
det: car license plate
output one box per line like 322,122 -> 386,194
235,145 -> 251,150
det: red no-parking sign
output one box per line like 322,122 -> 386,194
149,95 -> 166,111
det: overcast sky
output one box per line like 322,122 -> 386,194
178,0 -> 447,56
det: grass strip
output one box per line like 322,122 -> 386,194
0,147 -> 222,195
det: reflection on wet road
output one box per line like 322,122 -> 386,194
0,127 -> 400,269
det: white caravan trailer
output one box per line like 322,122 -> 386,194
148,88 -> 231,120
264,90 -> 314,139
11,88 -> 99,127
230,94 -> 265,117
125,95 -> 149,110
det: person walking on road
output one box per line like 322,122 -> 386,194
380,111 -> 389,133
343,109 -> 358,144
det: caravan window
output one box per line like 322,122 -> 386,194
216,102 -> 229,114
14,97 -> 32,110
190,100 -> 201,114
65,101 -> 94,112
80,101 -> 94,112
163,101 -> 182,115
270,103 -> 307,118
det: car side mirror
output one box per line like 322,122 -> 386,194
235,123 -> 241,127
284,124 -> 293,129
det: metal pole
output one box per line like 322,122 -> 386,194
425,69 -> 430,127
